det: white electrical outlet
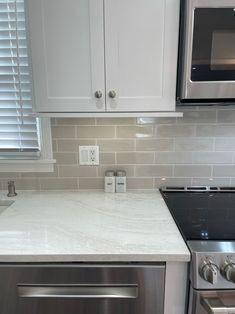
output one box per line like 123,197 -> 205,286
79,146 -> 99,165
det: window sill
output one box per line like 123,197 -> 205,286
0,159 -> 56,172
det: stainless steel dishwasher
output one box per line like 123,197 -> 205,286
0,263 -> 165,314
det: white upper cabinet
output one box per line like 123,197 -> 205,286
105,0 -> 179,112
26,0 -> 180,115
26,0 -> 105,113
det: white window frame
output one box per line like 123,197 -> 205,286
0,0 -> 55,172
0,118 -> 55,172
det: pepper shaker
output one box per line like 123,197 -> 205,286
116,170 -> 127,193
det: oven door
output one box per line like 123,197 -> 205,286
189,288 -> 235,314
181,0 -> 235,100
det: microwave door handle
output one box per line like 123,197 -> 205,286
18,285 -> 138,299
200,296 -> 235,314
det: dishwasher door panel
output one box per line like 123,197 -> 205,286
0,264 -> 165,314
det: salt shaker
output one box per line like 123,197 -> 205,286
105,170 -> 116,193
116,170 -> 127,193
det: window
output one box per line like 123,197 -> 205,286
0,0 -> 54,172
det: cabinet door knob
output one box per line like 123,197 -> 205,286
108,90 -> 116,99
94,91 -> 102,99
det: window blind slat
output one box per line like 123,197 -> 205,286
0,100 -> 31,108
0,0 -> 40,156
0,118 -> 37,124
0,141 -> 38,148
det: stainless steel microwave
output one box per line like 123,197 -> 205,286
178,0 -> 235,103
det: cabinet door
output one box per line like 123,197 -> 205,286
26,0 -> 105,113
105,0 -> 180,112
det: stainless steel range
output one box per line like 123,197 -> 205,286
160,187 -> 235,314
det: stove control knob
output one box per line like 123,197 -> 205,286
199,260 -> 218,284
221,260 -> 235,283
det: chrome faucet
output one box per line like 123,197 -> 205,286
7,181 -> 17,197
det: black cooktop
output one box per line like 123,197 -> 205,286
160,187 -> 235,241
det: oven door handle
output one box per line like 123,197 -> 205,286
18,285 -> 138,299
201,296 -> 235,314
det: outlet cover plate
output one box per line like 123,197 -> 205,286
79,146 -> 99,165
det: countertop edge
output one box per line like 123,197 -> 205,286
0,253 -> 191,263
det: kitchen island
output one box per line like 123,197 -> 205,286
0,190 -> 190,314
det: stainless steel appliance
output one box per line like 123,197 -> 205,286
0,264 -> 165,314
160,187 -> 235,314
178,0 -> 235,103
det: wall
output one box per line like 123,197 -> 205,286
1,106 -> 235,191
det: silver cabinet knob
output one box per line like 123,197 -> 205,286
94,91 -> 102,99
199,260 -> 218,285
221,260 -> 235,283
108,90 -> 116,99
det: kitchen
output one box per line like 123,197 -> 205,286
0,0 -> 235,313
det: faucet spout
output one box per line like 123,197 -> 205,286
7,181 -> 17,197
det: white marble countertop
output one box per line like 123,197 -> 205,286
0,190 -> 190,263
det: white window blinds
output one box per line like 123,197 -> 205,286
0,0 -> 40,157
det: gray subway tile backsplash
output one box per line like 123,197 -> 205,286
192,152 -> 233,164
116,126 -> 154,138
137,117 -> 177,125
127,178 -> 154,189
154,177 -> 192,188
79,178 -> 104,190
77,126 -> 115,138
136,139 -> 174,151
217,110 -> 235,123
174,138 -> 214,151
51,125 -> 76,139
97,139 -> 135,152
40,178 -> 78,190
155,124 -> 196,137
2,108 -> 235,190
177,110 -> 216,124
96,118 -> 136,125
155,152 -> 193,164
99,153 -> 116,165
59,166 -> 96,178
214,138 -> 235,151
135,165 -> 173,177
57,139 -> 96,152
53,152 -> 78,165
116,152 -> 154,164
192,177 -> 231,187
22,166 -> 59,178
174,165 -> 212,178
213,165 -> 235,177
196,125 -> 235,137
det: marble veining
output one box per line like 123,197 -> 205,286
0,191 -> 190,262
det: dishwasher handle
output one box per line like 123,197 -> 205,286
200,296 -> 235,314
18,285 -> 138,299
